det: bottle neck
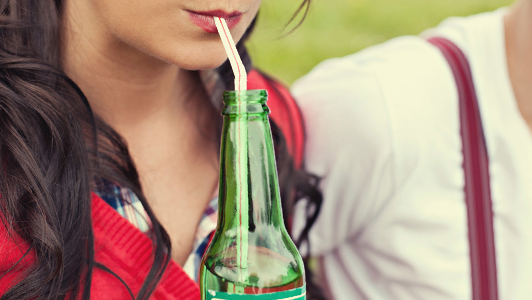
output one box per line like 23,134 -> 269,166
218,90 -> 285,234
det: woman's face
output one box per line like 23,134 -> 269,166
69,0 -> 262,70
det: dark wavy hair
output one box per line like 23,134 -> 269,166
0,0 -> 323,299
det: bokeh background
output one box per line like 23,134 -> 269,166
246,0 -> 514,85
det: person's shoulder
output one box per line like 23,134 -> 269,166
289,38 -> 429,165
292,35 -> 450,106
292,7 -> 508,104
291,35 -> 454,149
422,8 -> 508,51
292,35 -> 439,95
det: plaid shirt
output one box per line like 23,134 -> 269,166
95,178 -> 218,283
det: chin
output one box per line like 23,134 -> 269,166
169,46 -> 233,71
178,58 -> 228,71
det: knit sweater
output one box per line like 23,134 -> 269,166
0,193 -> 200,299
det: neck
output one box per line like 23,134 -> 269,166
219,91 -> 284,233
60,0 -> 201,133
505,0 -> 532,121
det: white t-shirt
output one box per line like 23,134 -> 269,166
292,8 -> 532,300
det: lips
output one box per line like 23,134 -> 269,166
186,10 -> 243,33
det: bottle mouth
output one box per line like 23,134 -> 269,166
222,89 -> 268,105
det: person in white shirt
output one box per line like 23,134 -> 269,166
291,0 -> 532,299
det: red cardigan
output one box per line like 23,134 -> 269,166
0,194 -> 200,299
0,70 -> 304,299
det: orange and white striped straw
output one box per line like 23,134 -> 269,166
214,17 -> 247,91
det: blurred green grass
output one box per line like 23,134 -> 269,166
246,0 -> 514,85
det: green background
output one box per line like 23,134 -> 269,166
246,0 -> 515,85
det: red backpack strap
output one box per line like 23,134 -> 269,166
428,37 -> 498,300
247,69 -> 305,169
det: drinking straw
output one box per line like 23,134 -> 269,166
214,17 -> 249,282
214,17 -> 247,91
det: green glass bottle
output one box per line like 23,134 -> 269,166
199,90 -> 306,299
